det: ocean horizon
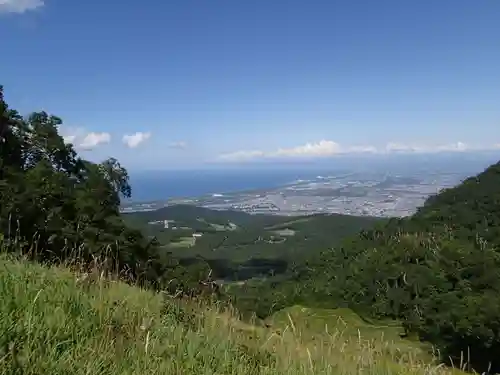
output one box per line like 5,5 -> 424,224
126,152 -> 500,203
127,169 -> 329,202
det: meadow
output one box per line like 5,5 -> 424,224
0,254 -> 466,375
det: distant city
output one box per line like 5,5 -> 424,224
122,169 -> 471,218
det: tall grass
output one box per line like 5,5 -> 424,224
0,255 -> 466,375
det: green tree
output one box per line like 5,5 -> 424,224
0,85 -> 219,298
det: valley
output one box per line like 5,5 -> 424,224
124,205 -> 380,281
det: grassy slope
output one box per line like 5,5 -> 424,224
0,255 -> 465,375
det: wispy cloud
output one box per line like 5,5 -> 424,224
79,132 -> 111,150
218,140 -> 375,162
218,149 -> 266,162
168,141 -> 187,149
122,132 -> 151,148
384,142 -> 423,153
0,0 -> 44,14
385,141 -> 469,153
273,140 -> 342,157
59,126 -> 111,150
217,140 -> 498,162
62,134 -> 76,144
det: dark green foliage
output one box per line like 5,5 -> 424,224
334,228 -> 500,372
415,162 -> 500,245
234,343 -> 276,371
160,300 -> 199,331
127,207 -> 380,282
245,161 -> 500,372
0,86 -> 210,296
0,87 -> 152,278
128,204 -> 284,228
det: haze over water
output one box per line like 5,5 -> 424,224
128,152 -> 500,202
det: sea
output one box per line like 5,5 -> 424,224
127,168 -> 329,202
126,152 -> 500,203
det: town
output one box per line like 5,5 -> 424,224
123,169 -> 470,218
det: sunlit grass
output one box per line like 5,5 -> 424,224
167,236 -> 196,248
0,255 -> 467,375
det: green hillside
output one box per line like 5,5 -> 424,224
124,206 -> 380,280
0,254 -> 464,375
126,204 -> 284,227
236,161 -> 500,373
127,208 -> 380,259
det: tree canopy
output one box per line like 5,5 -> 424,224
237,160 -> 500,372
0,86 -> 211,292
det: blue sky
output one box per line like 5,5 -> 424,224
1,0 -> 500,169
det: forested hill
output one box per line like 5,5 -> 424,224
238,160 -> 500,372
413,160 -> 500,243
124,204 -> 380,281
0,86 -> 214,294
126,204 -> 285,227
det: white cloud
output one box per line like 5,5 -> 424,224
122,132 -> 151,148
274,140 -> 342,157
59,126 -> 111,150
347,145 -> 378,153
79,132 -> 111,150
62,134 -> 76,144
59,126 -> 85,146
217,140 -> 494,162
385,142 -> 423,153
168,141 -> 187,149
218,149 -> 266,162
218,140 -> 370,162
385,141 -> 470,154
0,0 -> 44,14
